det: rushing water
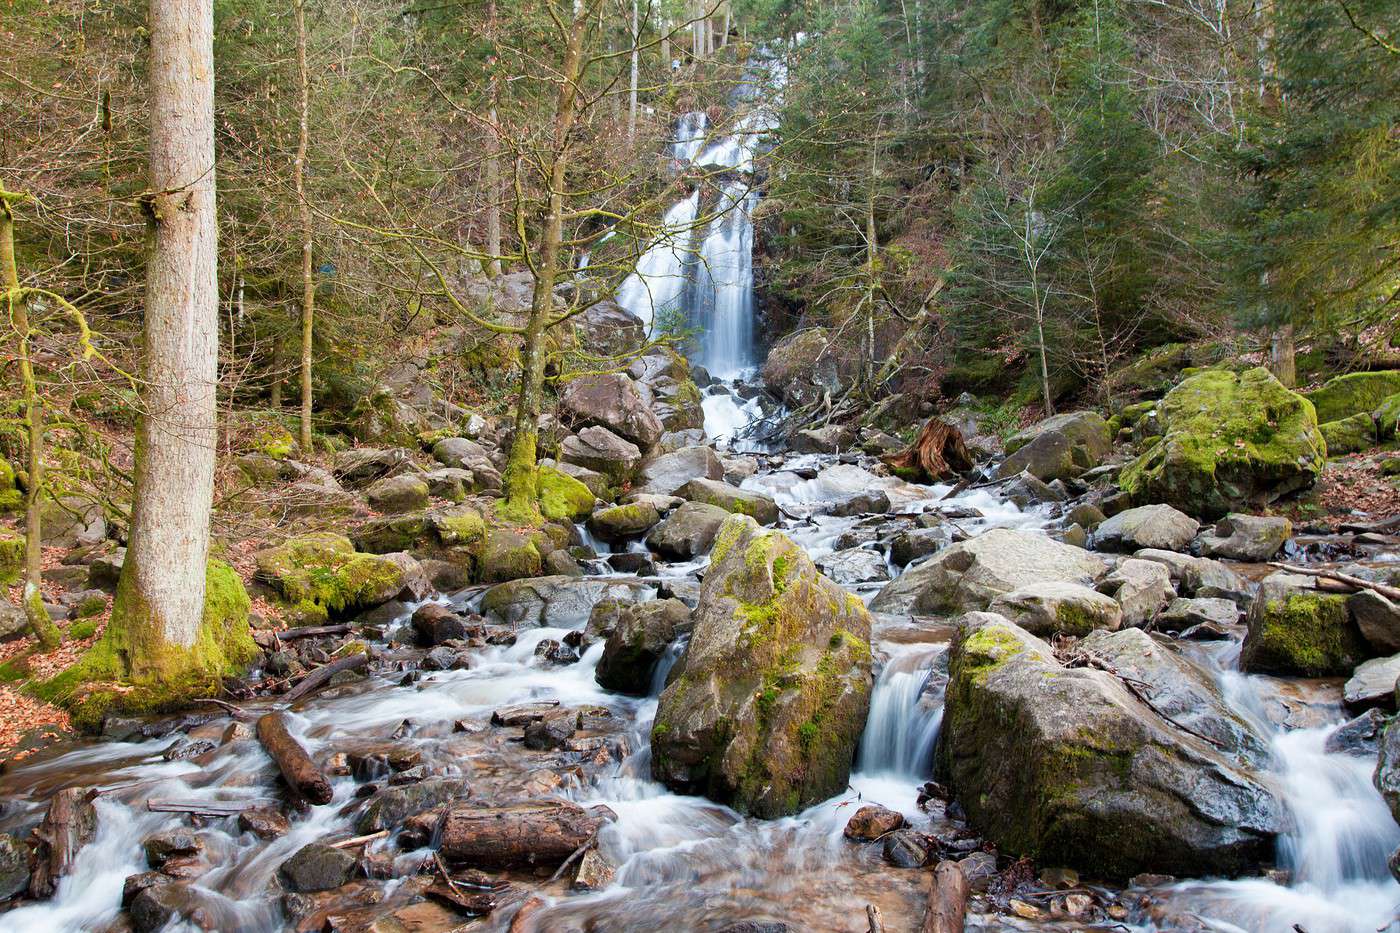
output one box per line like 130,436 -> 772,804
690,179 -> 758,378
615,191 -> 700,330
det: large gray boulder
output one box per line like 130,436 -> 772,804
1197,513 -> 1292,562
1343,655 -> 1400,712
870,528 -> 1107,616
595,599 -> 691,695
481,576 -> 651,627
996,411 -> 1112,482
1350,590 -> 1400,656
679,478 -> 780,526
560,426 -> 643,483
816,548 -> 891,586
988,581 -> 1122,637
1133,549 -> 1248,603
938,614 -> 1281,879
1093,504 -> 1198,553
652,516 -> 873,818
636,445 -> 725,496
560,373 -> 665,449
365,473 -> 430,514
646,501 -> 731,560
1098,558 -> 1175,627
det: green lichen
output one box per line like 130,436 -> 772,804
1377,393 -> 1400,441
538,466 -> 594,522
1320,413 -> 1377,455
0,457 -> 21,514
1241,592 -> 1363,676
256,533 -> 403,624
0,531 -> 23,586
1304,371 -> 1400,424
67,618 -> 98,640
253,423 -> 297,460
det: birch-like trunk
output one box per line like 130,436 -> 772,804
627,0 -> 639,145
115,0 -> 220,669
294,0 -> 315,452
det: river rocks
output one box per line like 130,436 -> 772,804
1098,558 -> 1175,627
1133,549 -> 1248,603
1093,504 -> 1198,553
652,515 -> 874,818
128,882 -> 196,933
595,599 -> 690,695
843,805 -> 905,841
561,426 -> 643,483
411,603 -> 467,645
0,834 -> 29,900
938,614 -> 1281,878
988,581 -> 1123,637
679,478 -> 780,525
280,843 -> 358,893
482,576 -> 649,627
254,533 -> 413,623
889,527 -> 952,567
1239,573 -> 1368,676
761,327 -> 851,408
1305,370 -> 1400,424
997,411 -> 1112,482
524,708 -> 577,749
365,473 -> 430,513
816,548 -> 891,586
1196,513 -> 1292,562
1325,708 -> 1388,756
1375,718 -> 1400,823
335,446 -> 415,488
1156,597 -> 1241,632
355,777 -> 471,834
882,830 -> 933,868
636,445 -> 725,496
791,424 -> 857,454
871,528 -> 1107,616
237,808 -> 289,840
1351,590 -> 1400,655
1343,655 -> 1400,712
646,501 -> 731,559
143,830 -> 202,869
560,373 -> 665,449
1118,367 -> 1326,519
479,528 -> 543,584
587,502 -> 661,540
438,801 -> 609,868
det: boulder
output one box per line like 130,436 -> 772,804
279,843 -> 357,893
1196,513 -> 1292,562
543,459 -> 611,499
595,599 -> 691,695
938,614 -> 1281,878
334,446 -> 415,488
478,528 -> 544,584
652,516 -> 874,817
815,548 -> 891,586
1304,370 -> 1400,424
988,581 -> 1123,637
790,425 -> 857,454
355,777 -> 471,834
870,528 -> 1107,616
1321,413 -> 1377,455
761,327 -> 851,408
538,465 -> 597,522
254,534 -> 413,623
646,501 -> 731,559
888,527 -> 952,567
365,473 -> 430,514
412,603 -> 467,645
560,373 -> 665,449
0,833 -> 29,900
587,502 -> 661,540
997,411 -> 1112,482
560,426 -> 643,483
1098,558 -> 1175,628
1351,590 -> 1400,655
0,531 -> 22,586
421,467 -> 476,502
1377,392 -> 1400,441
1239,572 -> 1368,676
1325,709 -> 1388,757
1375,717 -> 1400,824
1156,597 -> 1241,632
636,445 -> 725,496
40,496 -> 106,548
1133,549 -> 1248,602
481,576 -> 650,627
679,478 -> 780,525
1092,504 -> 1198,553
1343,655 -> 1400,712
1118,367 -> 1326,519
572,299 -> 645,357
0,599 -> 28,642
844,805 -> 905,841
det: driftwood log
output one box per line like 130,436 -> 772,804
281,651 -> 369,705
256,711 -> 333,805
920,860 -> 970,933
29,787 -> 99,898
1266,563 -> 1400,602
439,801 -> 607,869
882,418 -> 974,483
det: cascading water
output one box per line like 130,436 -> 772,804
856,648 -> 946,778
689,179 -> 758,378
614,191 -> 699,330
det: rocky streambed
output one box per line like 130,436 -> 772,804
3,380 -> 1400,933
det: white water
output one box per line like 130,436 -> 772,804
670,110 -> 708,164
857,648 -> 945,778
615,191 -> 700,330
691,179 -> 759,378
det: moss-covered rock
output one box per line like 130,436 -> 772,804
1320,413 -> 1378,455
678,478 -> 780,525
1374,392 -> 1400,442
0,531 -> 23,586
760,327 -> 855,408
479,528 -> 542,584
1118,367 -> 1326,519
1239,574 -> 1368,677
538,466 -> 595,522
587,502 -> 661,541
252,423 -> 298,460
1305,371 -> 1400,424
254,533 -> 408,623
36,560 -> 259,732
0,458 -> 22,514
651,515 -> 874,818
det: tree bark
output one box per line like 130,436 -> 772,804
485,0 -> 502,277
294,0 -> 315,452
439,801 -> 605,868
28,787 -> 98,898
881,419 -> 974,483
1270,321 -> 1296,388
112,0 -> 221,675
257,711 -> 334,804
627,0 -> 640,145
919,860 -> 969,933
281,650 -> 368,704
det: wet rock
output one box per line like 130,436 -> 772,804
790,424 -> 856,454
716,923 -> 791,933
129,881 -> 204,933
889,527 -> 952,567
438,800 -> 609,868
1092,504 -> 1198,553
534,638 -> 578,665
492,702 -> 560,727
0,833 -> 29,900
635,445 -> 725,496
162,737 -> 217,762
1118,367 -> 1325,519
989,581 -> 1123,637
881,829 -> 933,868
1098,558 -> 1175,628
938,614 -> 1281,878
651,516 -> 873,818
1375,717 -> 1400,823
871,528 -> 1107,616
237,807 -> 289,840
524,709 -> 578,750
122,870 -> 171,908
481,576 -> 649,627
678,478 -> 780,525
143,830 -> 201,870
355,777 -> 471,834
560,372 -> 665,449
1196,513 -> 1292,562
957,851 -> 998,893
279,843 -> 357,893
1156,597 -> 1241,632
997,411 -> 1111,482
542,549 -> 584,578
587,501 -> 661,540
595,599 -> 690,696
646,501 -> 731,559
1134,549 -> 1248,603
1351,590 -> 1400,655
1067,503 -> 1107,530
1325,708 -> 1389,756
606,552 -> 657,576
479,527 -> 545,584
1240,572 -> 1367,677
843,804 -> 905,841
365,473 -> 430,513
573,848 -> 616,891
1343,654 -> 1400,712
422,645 -> 469,670
560,425 -> 643,484
816,548 -> 890,586
411,603 -> 467,646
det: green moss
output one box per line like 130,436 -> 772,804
72,592 -> 108,619
67,618 -> 99,640
255,534 -> 403,623
1304,371 -> 1400,424
1241,592 -> 1363,676
438,510 -> 486,548
957,625 -> 1027,685
253,423 -> 297,460
1320,413 -> 1377,455
1376,393 -> 1400,441
538,466 -> 594,522
479,528 -> 543,584
0,531 -> 23,586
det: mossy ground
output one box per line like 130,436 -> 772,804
0,530 -> 23,585
1304,371 -> 1400,424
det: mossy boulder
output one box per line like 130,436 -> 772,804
936,613 -> 1281,879
560,426 -> 643,484
1376,393 -> 1400,442
539,465 -> 595,522
365,474 -> 431,513
0,531 -> 23,586
587,502 -> 661,541
559,372 -> 665,449
478,528 -> 543,584
998,411 -> 1112,482
1320,413 -> 1378,455
987,581 -> 1123,637
678,478 -> 780,525
252,423 -> 298,460
595,598 -> 691,695
0,458 -> 22,514
1239,573 -> 1369,676
1118,367 -> 1326,519
651,515 -> 874,818
254,533 -> 409,623
760,327 -> 854,408
1304,371 -> 1400,424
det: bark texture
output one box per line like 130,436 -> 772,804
439,801 -> 605,868
257,711 -> 334,804
881,418 -> 974,482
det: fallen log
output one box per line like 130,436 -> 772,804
277,623 -> 352,642
256,711 -> 333,805
147,799 -> 270,817
920,860 -> 969,933
882,418 -> 974,484
439,801 -> 608,869
281,651 -> 369,705
29,787 -> 99,898
867,904 -> 887,933
1266,563 -> 1400,602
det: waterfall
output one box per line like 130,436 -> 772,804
856,648 -> 946,778
690,179 -> 758,378
670,111 -> 709,164
615,191 -> 700,329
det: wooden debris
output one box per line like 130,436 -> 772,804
1266,562 -> 1400,602
867,904 -> 887,933
439,801 -> 607,869
281,651 -> 369,705
147,799 -> 268,817
256,711 -> 333,805
882,418 -> 975,483
920,860 -> 970,933
29,786 -> 99,898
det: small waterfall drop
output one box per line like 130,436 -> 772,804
690,179 -> 758,378
856,648 -> 946,778
615,191 -> 700,329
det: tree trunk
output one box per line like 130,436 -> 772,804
485,1 -> 502,276
1270,321 -> 1296,388
920,860 -> 969,933
439,801 -> 605,868
110,0 -> 221,677
627,0 -> 640,145
881,418 -> 974,483
1,191 -> 61,650
257,711 -> 333,804
501,9 -> 588,517
294,0 -> 315,452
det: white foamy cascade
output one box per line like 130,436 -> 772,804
856,648 -> 946,778
615,191 -> 700,329
691,179 -> 758,378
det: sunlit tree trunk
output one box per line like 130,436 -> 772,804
627,0 -> 639,144
294,0 -> 315,452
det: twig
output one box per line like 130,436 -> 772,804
1266,563 -> 1400,602
332,830 -> 388,849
